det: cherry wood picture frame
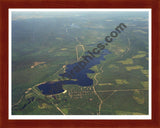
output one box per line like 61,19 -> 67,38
0,0 -> 160,128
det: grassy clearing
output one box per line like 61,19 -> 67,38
118,58 -> 133,64
108,64 -> 119,69
133,90 -> 145,104
141,70 -> 148,77
56,37 -> 63,40
141,81 -> 148,89
132,54 -> 146,59
132,51 -> 147,59
115,79 -> 128,85
38,103 -> 52,109
99,83 -> 113,86
61,48 -> 67,50
126,65 -> 143,71
90,65 -> 98,72
62,108 -> 69,114
138,51 -> 147,54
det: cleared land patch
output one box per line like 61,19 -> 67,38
132,51 -> 147,59
31,62 -> 46,69
115,79 -> 128,85
141,81 -> 148,89
38,103 -> 52,109
132,90 -> 145,104
99,83 -> 113,86
118,58 -> 133,64
141,70 -> 148,77
126,65 -> 143,71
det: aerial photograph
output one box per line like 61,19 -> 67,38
10,9 -> 150,117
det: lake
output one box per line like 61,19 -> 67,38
38,48 -> 111,95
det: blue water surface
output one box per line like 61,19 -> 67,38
38,49 -> 111,95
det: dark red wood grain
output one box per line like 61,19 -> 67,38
0,0 -> 160,128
